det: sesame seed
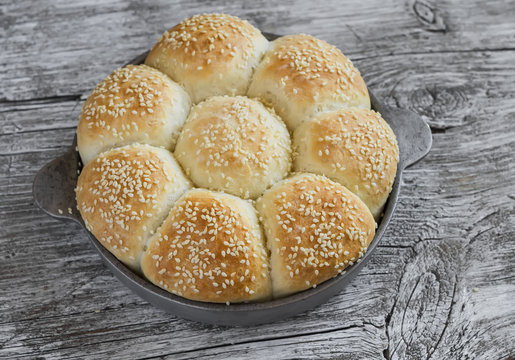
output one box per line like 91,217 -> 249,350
263,174 -> 374,288
80,65 -> 172,142
141,190 -> 270,301
174,96 -> 291,198
264,34 -> 366,100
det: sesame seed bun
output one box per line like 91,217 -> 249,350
145,13 -> 269,104
293,108 -> 399,219
247,34 -> 370,131
255,173 -> 375,298
73,14 -> 400,304
141,188 -> 272,303
77,64 -> 191,165
75,144 -> 191,271
174,96 -> 291,199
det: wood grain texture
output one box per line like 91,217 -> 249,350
1,0 -> 514,359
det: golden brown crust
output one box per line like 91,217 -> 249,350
141,189 -> 272,303
75,144 -> 191,270
77,64 -> 190,164
256,173 -> 375,297
145,13 -> 268,103
174,96 -> 291,199
247,34 -> 370,130
262,34 -> 368,100
148,13 -> 264,73
293,108 -> 399,219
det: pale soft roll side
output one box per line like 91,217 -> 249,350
247,34 -> 370,131
145,13 -> 269,104
293,108 -> 399,219
75,144 -> 191,270
256,173 -> 375,298
174,96 -> 291,199
141,188 -> 272,303
77,64 -> 191,164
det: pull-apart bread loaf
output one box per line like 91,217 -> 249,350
75,13 -> 399,303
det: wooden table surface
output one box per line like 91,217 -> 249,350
1,0 -> 514,359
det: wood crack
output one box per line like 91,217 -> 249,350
0,125 -> 77,136
382,247 -> 415,360
0,147 -> 68,157
378,244 -> 415,250
351,47 -> 515,61
138,322 -> 379,360
0,300 -> 145,328
0,94 -> 83,106
427,276 -> 458,359
430,125 -> 456,134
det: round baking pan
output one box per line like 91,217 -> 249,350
33,32 -> 432,326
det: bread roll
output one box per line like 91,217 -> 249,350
174,96 -> 291,199
75,144 -> 191,270
247,34 -> 370,131
77,64 -> 191,164
256,173 -> 375,298
141,188 -> 272,303
145,13 -> 268,104
293,108 -> 399,219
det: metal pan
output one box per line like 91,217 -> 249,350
33,32 -> 432,326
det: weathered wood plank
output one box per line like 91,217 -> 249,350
0,213 -> 401,358
386,237 -> 515,359
1,0 -> 515,359
1,0 -> 515,101
166,323 -> 387,360
0,143 -> 402,358
1,48 -> 514,358
0,96 -> 82,135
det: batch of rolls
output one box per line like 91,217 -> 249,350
75,13 -> 399,303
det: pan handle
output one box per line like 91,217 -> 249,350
32,141 -> 83,224
370,92 -> 432,169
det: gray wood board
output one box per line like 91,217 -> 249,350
1,0 -> 514,359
